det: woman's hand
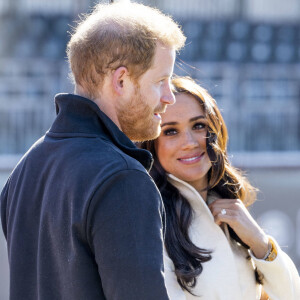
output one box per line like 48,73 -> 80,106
208,199 -> 269,259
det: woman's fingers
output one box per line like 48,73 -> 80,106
208,198 -> 243,209
208,198 -> 243,218
209,198 -> 251,228
208,198 -> 269,258
213,208 -> 239,226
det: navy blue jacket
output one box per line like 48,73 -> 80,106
1,94 -> 169,300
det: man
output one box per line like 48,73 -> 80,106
0,1 -> 185,300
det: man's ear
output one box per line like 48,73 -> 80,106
112,66 -> 131,95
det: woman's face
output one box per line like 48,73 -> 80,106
155,93 -> 212,191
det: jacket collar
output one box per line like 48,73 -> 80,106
167,173 -> 218,221
167,173 -> 230,238
48,93 -> 153,171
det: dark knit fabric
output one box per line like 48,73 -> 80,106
1,94 -> 169,300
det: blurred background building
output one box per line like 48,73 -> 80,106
0,0 -> 299,298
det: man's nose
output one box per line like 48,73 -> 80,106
161,85 -> 175,105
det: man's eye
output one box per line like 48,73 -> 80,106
159,77 -> 169,85
163,128 -> 177,136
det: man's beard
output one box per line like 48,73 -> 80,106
117,86 -> 162,142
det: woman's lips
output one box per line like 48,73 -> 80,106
177,153 -> 204,165
154,113 -> 162,120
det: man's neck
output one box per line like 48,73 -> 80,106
74,85 -> 121,130
93,97 -> 121,130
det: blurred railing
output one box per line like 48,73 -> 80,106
0,59 -> 71,154
0,8 -> 299,158
160,0 -> 241,19
243,0 -> 300,22
0,59 -> 299,155
158,0 -> 300,21
175,62 -> 300,152
0,0 -> 92,16
1,0 -> 300,21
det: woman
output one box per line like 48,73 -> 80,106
142,76 -> 300,299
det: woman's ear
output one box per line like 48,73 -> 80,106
112,66 -> 131,95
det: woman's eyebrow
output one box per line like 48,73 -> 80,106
161,116 -> 206,128
161,121 -> 178,128
190,115 -> 206,122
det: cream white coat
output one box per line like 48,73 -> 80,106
164,174 -> 300,300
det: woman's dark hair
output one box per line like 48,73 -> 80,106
141,76 -> 258,293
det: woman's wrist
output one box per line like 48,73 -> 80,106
250,236 -> 278,261
249,233 -> 269,259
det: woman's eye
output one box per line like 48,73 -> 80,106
193,123 -> 206,130
163,128 -> 177,136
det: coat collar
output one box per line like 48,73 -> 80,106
48,93 -> 153,171
167,174 -> 218,221
168,174 -> 213,219
167,173 -> 230,238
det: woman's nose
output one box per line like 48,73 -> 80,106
181,131 -> 199,149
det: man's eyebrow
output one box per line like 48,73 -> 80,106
158,74 -> 171,80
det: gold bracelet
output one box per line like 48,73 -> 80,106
265,238 -> 277,262
261,240 -> 272,260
